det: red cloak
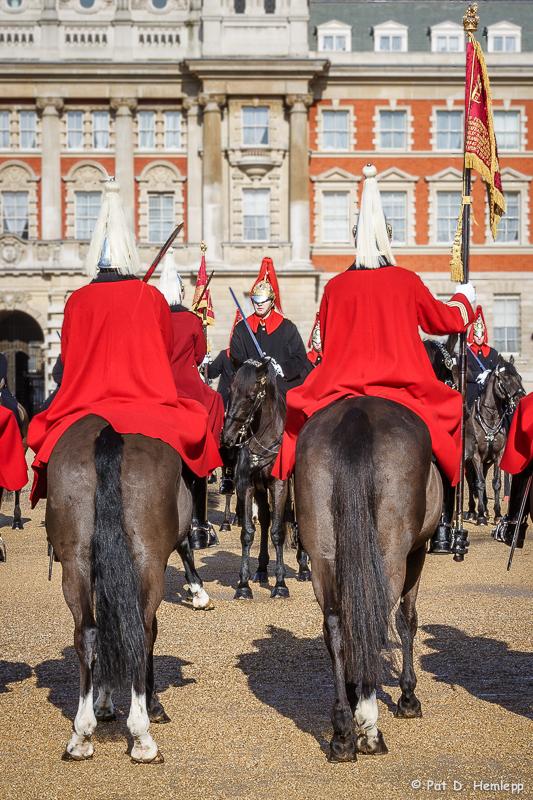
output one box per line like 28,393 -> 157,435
0,406 -> 27,491
273,266 -> 474,485
169,307 -> 224,442
28,278 -> 222,506
500,394 -> 533,475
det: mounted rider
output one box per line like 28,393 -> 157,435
0,353 -> 22,433
28,178 -> 221,508
229,257 -> 308,398
158,247 -> 224,549
272,163 -> 476,556
467,306 -> 499,409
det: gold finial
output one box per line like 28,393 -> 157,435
463,3 -> 479,34
200,240 -> 207,255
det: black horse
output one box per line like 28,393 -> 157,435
423,334 -> 458,390
465,356 -> 525,525
221,359 -> 310,600
295,397 -> 443,762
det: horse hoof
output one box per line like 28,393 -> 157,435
464,512 -> 476,522
193,599 -> 215,611
395,697 -> 422,719
149,711 -> 171,724
234,586 -> 253,600
61,745 -> 94,761
327,735 -> 358,763
476,517 -> 488,526
253,570 -> 269,584
356,731 -> 388,755
131,750 -> 164,764
219,523 -> 231,532
95,710 -> 116,723
297,570 -> 312,582
12,522 -> 23,531
270,585 -> 290,599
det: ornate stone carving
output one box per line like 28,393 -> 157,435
198,93 -> 226,110
36,97 -> 64,117
36,243 -> 54,261
110,97 -> 138,116
285,93 -> 314,111
0,236 -> 25,266
78,242 -> 90,261
0,290 -> 29,308
65,163 -> 108,190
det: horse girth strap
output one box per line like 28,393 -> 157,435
248,432 -> 284,471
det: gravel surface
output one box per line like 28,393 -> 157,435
0,474 -> 531,800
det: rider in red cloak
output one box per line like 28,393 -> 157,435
28,179 -> 221,508
0,404 -> 27,492
273,163 -> 475,555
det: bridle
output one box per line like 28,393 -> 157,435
474,366 -> 525,442
434,342 -> 457,391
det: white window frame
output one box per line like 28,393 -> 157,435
1,190 -> 29,239
75,190 -> 102,240
311,167 -> 359,250
373,21 -> 408,53
426,167 -> 467,246
431,108 -> 464,152
493,109 -> 521,152
63,160 -> 109,239
315,104 -> 355,152
0,111 -> 10,149
376,167 -> 418,247
242,107 -> 269,148
136,161 -> 185,244
493,295 -> 520,354
317,20 -> 352,54
321,109 -> 350,152
322,191 -> 351,243
242,188 -> 270,241
430,21 -> 464,53
138,110 -> 156,150
376,108 -> 409,151
67,110 -> 84,150
93,111 -> 110,150
0,161 -> 39,240
487,21 -> 521,54
164,110 -> 181,150
19,110 -> 36,150
379,192 -> 407,246
487,167 -> 532,246
147,192 -> 175,243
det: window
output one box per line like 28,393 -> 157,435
148,194 -> 174,242
2,192 -> 29,239
243,189 -> 270,241
494,296 -> 520,352
152,0 -> 167,7
322,192 -> 349,242
264,0 -> 275,13
323,36 -> 346,51
165,111 -> 181,149
496,192 -> 519,243
435,35 -> 460,52
373,21 -> 408,52
493,111 -> 520,151
93,111 -> 109,149
19,111 -> 36,149
380,35 -> 402,51
139,111 -> 155,149
75,191 -> 101,239
322,110 -> 349,151
379,110 -> 406,149
493,36 -> 517,52
67,111 -> 83,149
380,191 -> 406,245
242,107 -> 269,147
436,110 -> 463,151
0,111 -> 10,148
436,191 -> 461,244
234,0 -> 245,12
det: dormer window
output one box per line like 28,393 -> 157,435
487,22 -> 521,54
373,21 -> 408,53
430,22 -> 464,53
317,21 -> 352,54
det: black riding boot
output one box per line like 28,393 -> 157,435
492,469 -> 531,548
429,472 -> 455,554
188,476 -> 219,550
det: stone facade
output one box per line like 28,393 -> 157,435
1,0 -> 533,413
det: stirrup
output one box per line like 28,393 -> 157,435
492,516 -> 527,549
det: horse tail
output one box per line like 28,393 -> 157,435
332,409 -> 390,689
92,425 -> 146,692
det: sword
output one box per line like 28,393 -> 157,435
507,473 -> 532,571
142,222 -> 185,283
229,288 -> 266,363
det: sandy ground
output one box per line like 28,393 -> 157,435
0,474 -> 531,800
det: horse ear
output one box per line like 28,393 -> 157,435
509,354 -> 515,365
498,354 -> 505,368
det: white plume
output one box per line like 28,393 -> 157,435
85,179 -> 141,278
158,248 -> 184,307
355,163 -> 396,269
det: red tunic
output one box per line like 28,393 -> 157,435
500,394 -> 533,475
0,406 -> 27,491
28,278 -> 222,506
273,266 -> 474,485
169,307 -> 224,442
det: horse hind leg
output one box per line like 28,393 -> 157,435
63,610 -> 98,761
219,494 -> 233,532
177,538 -> 214,610
94,685 -> 115,722
146,616 -> 170,724
354,688 -> 388,755
323,608 -> 357,762
395,545 -> 425,720
12,490 -> 23,530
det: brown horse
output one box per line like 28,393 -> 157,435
294,397 -> 442,762
0,398 -> 29,530
46,414 -> 192,762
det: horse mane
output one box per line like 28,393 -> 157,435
234,360 -> 278,402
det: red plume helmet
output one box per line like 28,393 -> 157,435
468,305 -> 488,346
250,257 -> 283,314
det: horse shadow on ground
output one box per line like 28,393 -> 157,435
33,646 -> 195,722
421,624 -> 533,720
0,512 -> 31,529
235,625 -> 402,752
0,659 -> 33,693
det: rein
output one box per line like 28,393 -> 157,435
434,342 -> 457,391
474,367 -> 524,443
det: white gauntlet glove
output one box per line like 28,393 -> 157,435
268,358 -> 285,378
476,369 -> 491,386
454,281 -> 476,306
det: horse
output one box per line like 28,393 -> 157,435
0,398 -> 29,530
46,414 -> 195,762
220,359 -> 310,599
294,396 -> 442,762
423,334 -> 458,390
464,356 -> 525,525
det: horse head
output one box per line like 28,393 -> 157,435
221,359 -> 276,448
492,354 -> 526,411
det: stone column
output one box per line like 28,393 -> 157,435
110,98 -> 137,231
198,94 -> 226,262
183,98 -> 202,244
40,0 -> 59,59
113,0 -> 133,61
286,93 -> 313,266
36,98 -> 63,240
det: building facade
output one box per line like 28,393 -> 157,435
1,0 -> 532,413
